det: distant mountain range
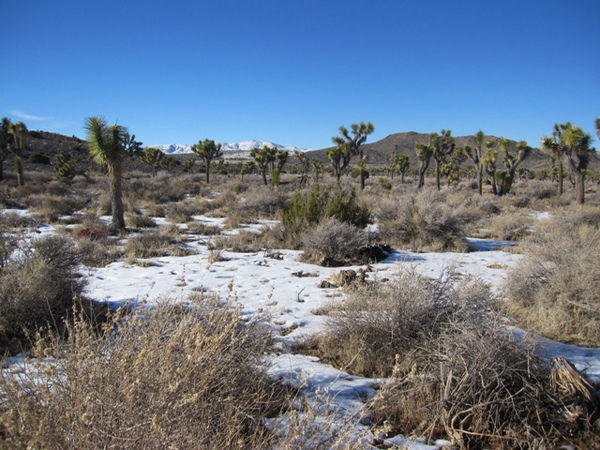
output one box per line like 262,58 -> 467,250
149,140 -> 306,157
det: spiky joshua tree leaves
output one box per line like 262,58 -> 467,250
84,116 -> 138,230
191,139 -> 223,184
329,122 -> 374,187
250,145 -> 277,186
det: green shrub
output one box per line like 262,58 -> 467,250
282,184 -> 371,229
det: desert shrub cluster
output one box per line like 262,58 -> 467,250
503,212 -> 600,345
302,268 -> 600,447
0,297 -> 293,449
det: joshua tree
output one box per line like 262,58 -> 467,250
352,155 -> 369,190
331,122 -> 374,188
326,144 -> 352,182
557,122 -> 593,205
441,145 -> 469,186
467,130 -> 486,195
312,159 -> 324,184
0,117 -> 12,182
596,117 -> 600,140
84,116 -> 137,229
482,140 -> 498,195
272,149 -> 288,186
394,153 -> 410,184
540,125 -> 566,196
9,121 -> 28,186
250,145 -> 277,186
191,139 -> 223,184
52,150 -> 77,180
414,141 -> 433,189
495,139 -> 531,196
431,129 -> 455,190
140,147 -> 165,177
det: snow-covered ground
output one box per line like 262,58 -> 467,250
4,211 -> 600,448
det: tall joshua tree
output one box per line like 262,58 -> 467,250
331,122 -> 374,188
559,122 -> 593,205
540,125 -> 566,196
467,130 -> 486,195
250,145 -> 277,186
414,141 -> 433,189
431,129 -> 455,190
191,139 -> 222,184
495,138 -> 531,196
0,117 -> 12,182
84,116 -> 136,229
9,121 -> 28,186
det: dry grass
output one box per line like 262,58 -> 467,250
300,267 -> 599,447
0,297 -> 292,449
488,211 -> 533,240
0,235 -> 86,355
300,217 -> 367,265
125,233 -> 196,263
503,217 -> 600,345
376,188 -> 467,252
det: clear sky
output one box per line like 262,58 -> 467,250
2,0 -> 598,150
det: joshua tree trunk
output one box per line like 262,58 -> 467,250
108,161 -> 125,229
15,156 -> 24,186
557,159 -> 564,196
205,162 -> 210,184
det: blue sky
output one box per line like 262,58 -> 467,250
2,0 -> 598,149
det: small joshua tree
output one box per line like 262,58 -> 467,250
140,147 -> 165,177
191,139 -> 222,184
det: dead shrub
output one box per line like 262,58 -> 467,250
72,220 -> 110,241
185,220 -> 222,236
503,219 -> 600,345
0,211 -> 37,230
302,267 -> 599,447
300,267 -> 493,378
0,297 -> 291,449
126,212 -> 158,229
30,194 -> 88,223
377,189 -> 467,252
0,235 -> 85,355
368,323 -> 599,448
125,233 -> 195,262
301,217 -> 367,265
488,211 -> 533,240
165,201 -> 196,224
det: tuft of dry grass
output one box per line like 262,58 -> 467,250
125,233 -> 196,263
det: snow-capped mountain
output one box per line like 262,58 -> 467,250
149,140 -> 306,156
